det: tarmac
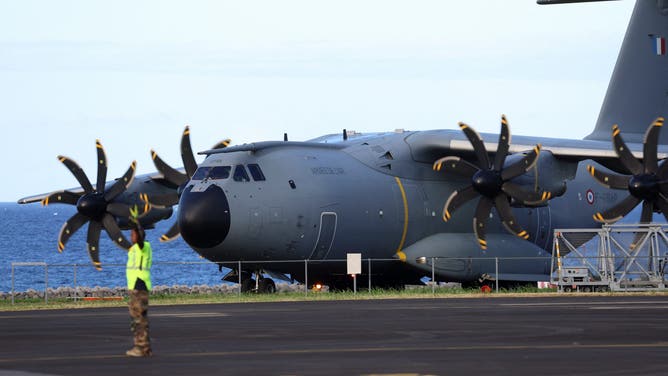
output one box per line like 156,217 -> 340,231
0,295 -> 667,376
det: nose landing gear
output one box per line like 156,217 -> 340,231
222,268 -> 276,293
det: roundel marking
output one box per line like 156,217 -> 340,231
586,189 -> 595,205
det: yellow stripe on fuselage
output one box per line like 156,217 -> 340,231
394,177 -> 409,262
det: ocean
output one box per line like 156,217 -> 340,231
0,202 -> 227,293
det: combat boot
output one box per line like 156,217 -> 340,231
126,347 -> 150,357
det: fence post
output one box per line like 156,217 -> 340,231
11,263 -> 15,305
45,264 -> 49,304
304,260 -> 308,297
431,257 -> 435,296
238,261 -> 242,296
73,264 -> 78,302
495,257 -> 499,293
368,258 -> 372,292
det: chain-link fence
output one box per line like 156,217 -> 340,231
7,256 -> 564,304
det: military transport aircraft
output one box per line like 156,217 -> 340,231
18,0 -> 668,291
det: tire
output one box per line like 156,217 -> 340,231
241,278 -> 256,293
563,286 -> 572,292
258,278 -> 276,294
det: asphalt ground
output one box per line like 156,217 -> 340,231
0,295 -> 667,376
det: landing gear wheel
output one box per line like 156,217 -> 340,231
258,278 -> 276,294
241,278 -> 256,293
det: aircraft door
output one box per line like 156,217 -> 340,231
533,206 -> 552,250
248,207 -> 262,238
309,212 -> 337,260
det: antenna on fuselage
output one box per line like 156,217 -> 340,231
343,129 -> 348,141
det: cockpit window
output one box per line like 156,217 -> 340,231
191,167 -> 210,181
233,165 -> 250,182
209,166 -> 232,180
247,164 -> 266,181
191,166 -> 231,180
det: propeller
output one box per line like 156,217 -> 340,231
587,117 -> 668,247
41,140 -> 145,270
433,115 -> 554,249
148,126 -> 231,242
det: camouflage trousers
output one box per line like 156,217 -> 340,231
128,289 -> 151,354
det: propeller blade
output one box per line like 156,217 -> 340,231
612,124 -> 643,175
493,115 -> 510,172
658,160 -> 668,179
459,122 -> 490,169
500,145 -> 541,181
106,202 -> 131,218
212,139 -> 232,150
655,193 -> 668,223
160,222 -> 181,242
593,194 -> 641,223
639,199 -> 653,222
57,212 -> 89,252
433,156 -> 478,178
41,190 -> 81,206
501,182 -> 552,206
473,197 -> 494,249
86,220 -> 103,271
103,161 -> 137,201
181,126 -> 198,178
151,149 -> 188,186
101,213 -> 132,250
630,201 -> 654,250
95,140 -> 108,193
58,156 -> 94,194
660,181 -> 668,197
642,117 -> 664,174
145,192 -> 179,208
586,165 -> 630,190
138,193 -> 152,217
494,195 -> 530,240
442,185 -> 478,221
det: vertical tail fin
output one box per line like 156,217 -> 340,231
585,1 -> 668,143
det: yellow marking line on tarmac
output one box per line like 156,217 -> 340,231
502,301 -> 668,307
2,342 -> 668,363
0,312 -> 127,320
151,312 -> 228,318
588,305 -> 668,310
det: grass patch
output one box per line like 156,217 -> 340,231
3,286 -> 667,312
0,286 -> 548,311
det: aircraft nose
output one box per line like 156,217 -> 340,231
179,184 -> 231,249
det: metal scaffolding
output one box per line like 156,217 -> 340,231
552,224 -> 668,292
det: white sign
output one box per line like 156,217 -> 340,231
347,253 -> 362,275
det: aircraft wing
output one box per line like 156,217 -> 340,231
16,171 -> 175,204
405,129 -> 668,172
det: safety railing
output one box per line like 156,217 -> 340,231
553,224 -> 668,292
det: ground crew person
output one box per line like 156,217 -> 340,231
126,224 -> 153,357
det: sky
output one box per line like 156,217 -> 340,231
0,0 -> 635,202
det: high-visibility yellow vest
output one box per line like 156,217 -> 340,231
126,241 -> 152,290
